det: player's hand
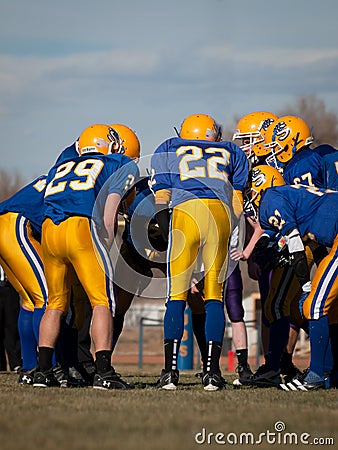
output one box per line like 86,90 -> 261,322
190,278 -> 199,294
230,247 -> 244,261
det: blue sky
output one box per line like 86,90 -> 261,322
1,0 -> 338,182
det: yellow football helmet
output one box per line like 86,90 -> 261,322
109,123 -> 141,162
179,113 -> 222,141
264,115 -> 314,165
232,111 -> 278,160
78,124 -> 122,156
244,165 -> 285,220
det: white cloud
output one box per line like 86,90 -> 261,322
1,0 -> 338,181
202,44 -> 338,68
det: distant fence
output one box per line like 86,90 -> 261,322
124,293 -> 309,369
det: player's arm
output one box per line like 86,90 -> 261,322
149,143 -> 172,242
238,217 -> 265,261
285,228 -> 311,293
231,144 -> 249,218
119,186 -> 136,216
154,188 -> 171,243
103,193 -> 122,249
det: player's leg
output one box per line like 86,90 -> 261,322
187,280 -> 207,372
34,219 -> 71,387
1,283 -> 22,371
300,239 -> 338,390
224,264 -> 253,383
157,201 -> 200,389
72,218 -> 133,389
245,266 -> 295,388
257,269 -> 271,358
112,241 -> 147,352
201,199 -> 230,390
328,304 -> 338,388
0,213 -> 48,383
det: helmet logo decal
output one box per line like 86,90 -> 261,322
107,127 -> 120,143
272,121 -> 290,142
260,118 -> 275,132
251,168 -> 266,187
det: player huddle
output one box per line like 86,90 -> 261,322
0,112 -> 337,392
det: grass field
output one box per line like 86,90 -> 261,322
0,366 -> 337,450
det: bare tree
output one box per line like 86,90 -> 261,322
0,170 -> 26,202
222,94 -> 338,148
278,94 -> 338,147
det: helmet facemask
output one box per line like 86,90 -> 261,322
233,117 -> 277,167
243,187 -> 259,221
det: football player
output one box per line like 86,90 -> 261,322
151,113 -> 249,391
253,171 -> 338,390
263,117 -> 336,381
33,124 -> 139,389
72,123 -> 143,376
232,111 -> 279,168
231,111 -> 279,384
0,173 -> 49,384
242,116 -> 334,387
0,136 -> 97,386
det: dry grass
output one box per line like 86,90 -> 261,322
1,368 -> 337,450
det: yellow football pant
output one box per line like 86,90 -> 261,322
42,217 -> 115,314
168,198 -> 231,302
303,235 -> 338,320
0,212 -> 47,311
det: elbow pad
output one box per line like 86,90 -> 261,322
286,228 -> 305,253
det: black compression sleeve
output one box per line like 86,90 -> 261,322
289,250 -> 311,288
154,205 -> 170,243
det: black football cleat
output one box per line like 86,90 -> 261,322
280,362 -> 303,384
93,369 -> 135,390
18,367 -> 37,385
202,372 -> 226,391
156,369 -> 179,390
33,368 -> 60,388
240,364 -> 282,388
233,363 -> 253,386
281,370 -> 329,391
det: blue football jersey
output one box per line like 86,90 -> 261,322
283,148 -> 326,188
259,185 -> 338,247
54,142 -> 79,165
44,153 -> 139,227
0,175 -> 47,235
314,144 -> 337,157
150,137 -> 248,207
323,150 -> 338,191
